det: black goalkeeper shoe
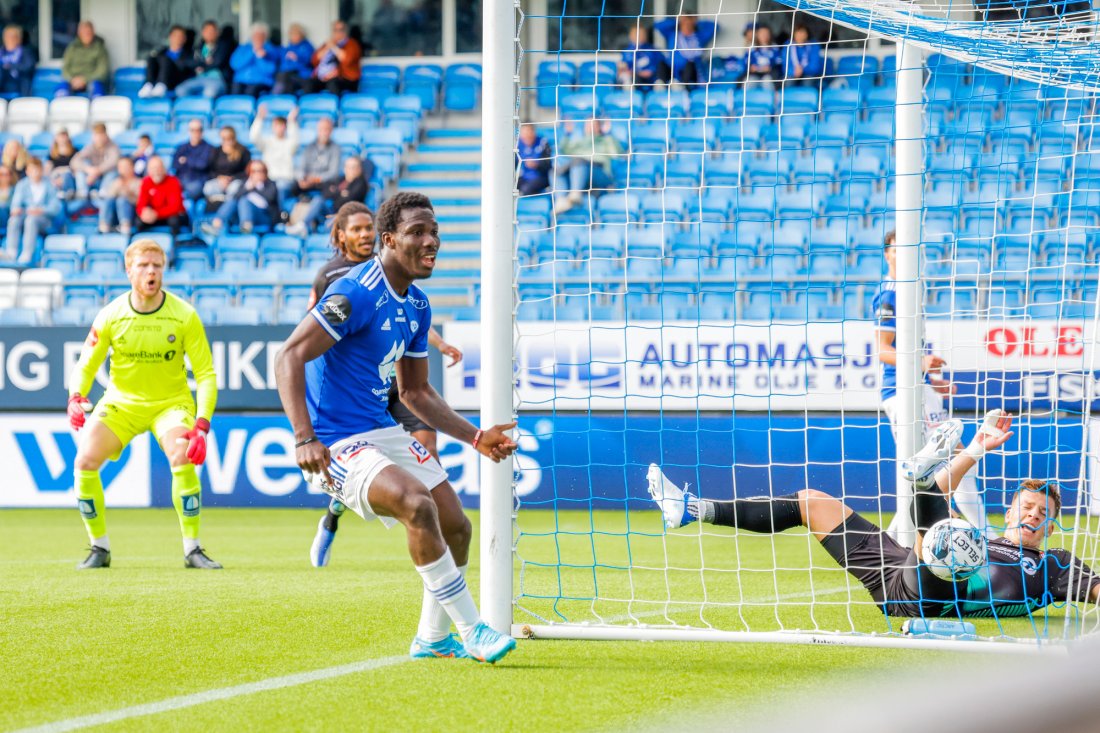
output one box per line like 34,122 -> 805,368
184,547 -> 223,569
77,546 -> 111,569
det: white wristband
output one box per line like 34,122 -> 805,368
963,441 -> 987,460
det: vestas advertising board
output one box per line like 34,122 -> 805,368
442,320 -> 1100,412
0,413 -> 1088,512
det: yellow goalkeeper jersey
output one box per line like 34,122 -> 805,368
69,290 -> 217,420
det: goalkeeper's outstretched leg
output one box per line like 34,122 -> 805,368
645,411 -> 1091,619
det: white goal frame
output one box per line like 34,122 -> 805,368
477,0 -> 1087,654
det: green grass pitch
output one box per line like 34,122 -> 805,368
1,507 -> 1055,732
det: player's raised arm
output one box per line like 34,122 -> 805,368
275,314 -> 338,481
394,357 -> 516,463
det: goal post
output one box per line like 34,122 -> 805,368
475,0 -> 1100,650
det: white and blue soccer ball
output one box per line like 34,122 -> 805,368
920,517 -> 987,581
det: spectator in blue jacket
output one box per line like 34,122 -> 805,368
229,22 -> 280,96
0,25 -> 36,97
784,24 -> 824,86
3,158 -> 61,264
274,23 -> 314,96
653,15 -> 717,85
172,119 -> 216,201
516,123 -> 552,195
617,25 -> 667,93
747,24 -> 783,88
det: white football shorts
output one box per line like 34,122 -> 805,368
304,425 -> 449,528
882,383 -> 949,444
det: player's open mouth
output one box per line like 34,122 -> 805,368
421,253 -> 437,267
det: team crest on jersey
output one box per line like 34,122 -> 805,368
411,322 -> 419,333
322,294 -> 352,325
1020,556 -> 1039,576
408,440 -> 432,464
86,328 -> 99,347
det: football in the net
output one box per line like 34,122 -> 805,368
920,517 -> 986,581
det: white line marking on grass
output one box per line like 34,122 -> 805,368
11,655 -> 411,733
599,585 -> 855,624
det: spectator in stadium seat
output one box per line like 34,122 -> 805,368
516,123 -> 552,196
249,104 -> 299,199
173,119 -> 216,201
653,14 -> 717,85
46,130 -> 77,198
136,155 -> 188,238
2,137 -> 27,179
70,123 -> 120,205
617,25 -> 668,93
138,25 -> 196,98
132,134 -> 154,177
0,24 -> 37,97
229,22 -> 280,97
310,20 -> 362,95
3,157 -> 61,264
287,155 -> 371,235
175,20 -> 232,99
57,21 -> 110,99
553,118 -> 624,214
203,159 -> 281,235
274,23 -> 315,96
0,166 -> 15,222
201,126 -> 251,205
291,116 -> 341,199
746,24 -> 783,88
98,156 -> 141,235
784,24 -> 824,87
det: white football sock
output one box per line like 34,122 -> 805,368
417,563 -> 467,642
92,536 -> 110,551
183,538 -> 201,554
952,470 -> 993,537
415,550 -> 480,639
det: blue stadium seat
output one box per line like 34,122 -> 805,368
810,117 -> 852,148
0,308 -> 40,326
443,75 -> 480,112
733,87 -> 775,117
688,88 -> 730,118
112,66 -> 146,98
600,91 -> 643,120
642,91 -> 687,119
702,153 -> 742,188
340,95 -> 381,127
671,119 -> 716,153
780,87 -> 820,115
821,87 -> 860,114
628,120 -> 669,154
217,308 -> 262,326
595,192 -> 641,224
588,226 -> 626,259
662,154 -> 702,187
172,97 -> 214,127
745,152 -> 791,186
133,98 -> 172,129
717,117 -> 764,150
734,188 -> 776,222
517,194 -> 553,229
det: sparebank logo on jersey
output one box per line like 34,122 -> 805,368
378,340 -> 406,382
407,295 -> 428,310
0,416 -> 151,507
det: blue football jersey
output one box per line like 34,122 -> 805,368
872,281 -> 897,400
872,280 -> 931,400
306,258 -> 432,444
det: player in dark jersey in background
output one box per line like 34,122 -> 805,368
650,410 -> 1100,618
872,230 -> 990,543
306,201 -> 464,567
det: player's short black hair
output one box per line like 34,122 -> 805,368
376,192 -> 434,236
884,230 -> 896,248
330,201 -> 374,251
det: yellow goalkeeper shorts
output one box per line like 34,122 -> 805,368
91,398 -> 197,460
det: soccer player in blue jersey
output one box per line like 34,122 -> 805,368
275,192 -> 518,664
873,231 -> 991,543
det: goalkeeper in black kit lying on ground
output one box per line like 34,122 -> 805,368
649,410 -> 1100,618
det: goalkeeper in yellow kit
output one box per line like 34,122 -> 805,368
67,239 -> 221,569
